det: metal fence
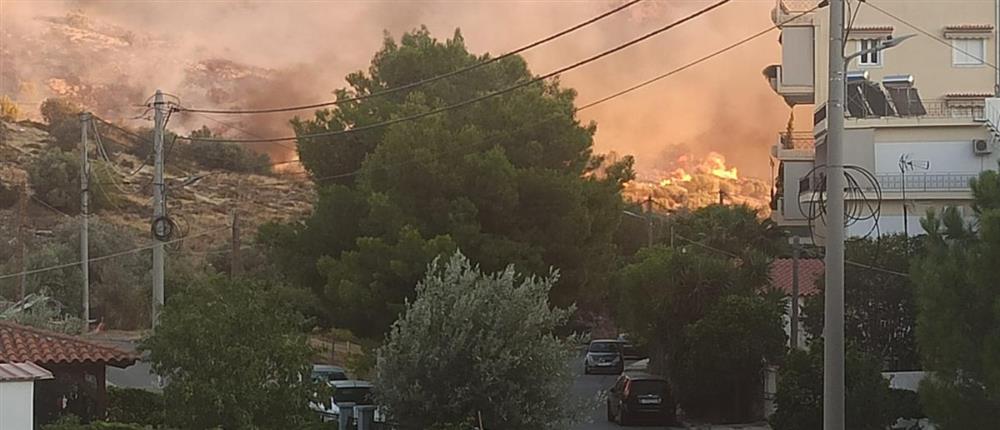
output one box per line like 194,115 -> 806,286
875,172 -> 978,192
846,99 -> 986,120
781,0 -> 823,12
780,131 -> 815,150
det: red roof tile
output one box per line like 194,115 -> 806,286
0,361 -> 54,382
769,258 -> 824,296
945,24 -> 994,31
0,322 -> 138,368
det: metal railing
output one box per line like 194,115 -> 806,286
876,172 -> 978,192
846,98 -> 986,120
780,131 -> 815,150
780,0 -> 823,12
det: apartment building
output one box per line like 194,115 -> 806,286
765,0 -> 1000,239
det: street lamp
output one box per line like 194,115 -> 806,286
825,3 -> 913,430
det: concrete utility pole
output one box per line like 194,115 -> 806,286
152,90 -> 166,327
791,236 -> 801,350
80,112 -> 91,328
825,0 -> 847,428
231,209 -> 242,278
15,182 -> 28,300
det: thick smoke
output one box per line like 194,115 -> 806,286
1,0 -> 792,178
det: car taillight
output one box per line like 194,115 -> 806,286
623,380 -> 631,398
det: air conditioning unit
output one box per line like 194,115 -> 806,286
973,139 -> 992,155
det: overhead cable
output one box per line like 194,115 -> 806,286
177,0 -> 645,115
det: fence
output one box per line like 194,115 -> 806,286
876,172 -> 978,192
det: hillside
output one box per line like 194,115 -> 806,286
0,119 -> 314,256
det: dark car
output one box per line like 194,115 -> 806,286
606,372 -> 676,426
584,340 -> 624,374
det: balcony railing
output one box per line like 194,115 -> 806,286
876,172 -> 978,192
780,0 -> 823,12
846,98 -> 986,120
780,131 -> 815,150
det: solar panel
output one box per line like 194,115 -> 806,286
862,82 -> 895,117
846,82 -> 869,118
888,87 -> 926,116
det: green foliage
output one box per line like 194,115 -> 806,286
267,28 -> 628,336
0,95 -> 19,122
912,165 -> 1000,427
802,234 -> 921,371
41,415 -> 150,430
770,345 -> 894,430
28,149 -> 82,213
40,98 -> 82,151
106,387 -> 165,427
671,204 -> 788,258
175,125 -> 272,175
375,252 -> 580,429
141,276 -> 322,429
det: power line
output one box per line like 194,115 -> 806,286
865,0 -> 999,71
0,226 -> 229,282
175,0 -> 734,144
177,0 -> 644,115
577,1 -> 826,110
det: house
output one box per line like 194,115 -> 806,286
769,257 -> 824,348
765,0 -> 1000,241
0,362 -> 53,430
0,321 -> 138,425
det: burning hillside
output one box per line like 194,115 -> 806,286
619,151 -> 771,214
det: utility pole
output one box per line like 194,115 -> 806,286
645,195 -> 654,247
15,182 -> 28,301
231,209 -> 242,278
152,90 -> 166,328
80,112 -> 91,328
718,189 -> 725,205
791,236 -> 801,350
825,0 -> 847,428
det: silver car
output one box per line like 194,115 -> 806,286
584,339 -> 624,374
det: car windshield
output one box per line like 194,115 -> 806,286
589,342 -> 621,353
630,380 -> 667,395
312,369 -> 348,382
333,387 -> 373,405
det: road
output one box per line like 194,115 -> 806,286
569,356 -> 680,430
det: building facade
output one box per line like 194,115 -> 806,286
765,0 -> 1000,239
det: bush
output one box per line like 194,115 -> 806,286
0,180 -> 19,209
28,149 -> 81,214
176,127 -> 271,175
41,415 -> 149,430
1,95 -> 19,122
770,345 -> 894,430
40,98 -> 82,151
107,387 -> 165,427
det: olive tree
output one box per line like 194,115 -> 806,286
375,252 -> 580,429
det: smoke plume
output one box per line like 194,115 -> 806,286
1,0 -> 794,178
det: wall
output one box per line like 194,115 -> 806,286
782,160 -> 814,220
782,26 -> 816,87
0,381 -> 35,430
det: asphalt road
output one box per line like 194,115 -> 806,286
569,356 -> 681,430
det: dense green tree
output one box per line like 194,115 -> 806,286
770,345 -> 894,430
911,167 -> 1000,427
141,277 -> 321,429
802,234 -> 921,371
175,125 -> 272,175
264,28 -> 631,336
40,98 -> 82,151
375,252 -> 579,429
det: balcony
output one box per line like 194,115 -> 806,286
773,131 -> 815,161
846,98 -> 985,122
772,0 -> 822,25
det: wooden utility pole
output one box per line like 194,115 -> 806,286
791,236 -> 801,350
718,189 -> 725,205
230,209 -> 242,277
15,182 -> 28,300
645,195 -> 654,247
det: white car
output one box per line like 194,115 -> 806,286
584,339 -> 625,375
311,380 -> 385,423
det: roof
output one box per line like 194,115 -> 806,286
946,92 -> 993,98
769,258 -> 824,296
0,361 -> 54,382
849,25 -> 894,32
945,24 -> 994,31
0,321 -> 139,368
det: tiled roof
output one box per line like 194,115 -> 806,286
0,361 -> 53,382
0,321 -> 138,368
946,92 -> 993,98
850,25 -> 894,32
945,24 -> 994,31
769,258 -> 824,296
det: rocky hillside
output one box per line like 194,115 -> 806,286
0,119 -> 314,254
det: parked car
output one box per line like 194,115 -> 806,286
312,380 -> 387,423
584,339 -> 624,374
606,372 -> 676,426
311,364 -> 349,383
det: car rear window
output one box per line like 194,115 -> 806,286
589,342 -> 621,353
629,380 -> 667,395
333,387 -> 373,405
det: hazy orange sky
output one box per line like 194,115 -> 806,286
1,0 -> 800,179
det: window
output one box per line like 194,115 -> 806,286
858,39 -> 881,66
953,39 -> 986,66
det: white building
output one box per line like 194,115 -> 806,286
0,362 -> 54,430
765,0 -> 1000,239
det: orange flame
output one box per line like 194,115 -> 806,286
705,152 -> 739,180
